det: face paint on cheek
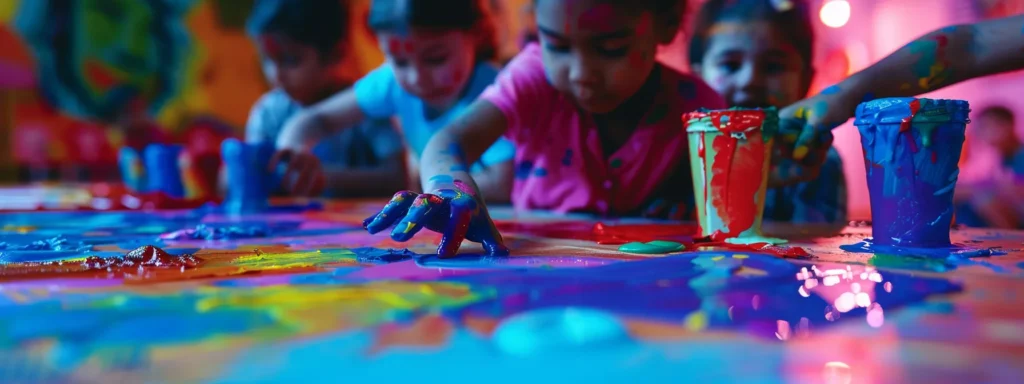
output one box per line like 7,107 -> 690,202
260,35 -> 282,59
635,13 -> 652,37
404,41 -> 416,54
387,37 -> 403,55
577,3 -> 617,33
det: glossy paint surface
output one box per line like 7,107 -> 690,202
0,195 -> 1022,383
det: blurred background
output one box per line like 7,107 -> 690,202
0,0 -> 1022,220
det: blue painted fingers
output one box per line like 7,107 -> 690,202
363,189 -> 509,257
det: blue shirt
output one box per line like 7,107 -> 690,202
764,147 -> 848,223
353,62 -> 516,171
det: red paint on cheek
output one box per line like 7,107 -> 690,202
387,38 -> 402,54
404,41 -> 416,54
628,51 -> 645,69
260,35 -> 282,58
577,3 -> 617,32
635,13 -> 652,37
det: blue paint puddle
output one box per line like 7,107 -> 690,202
840,238 -> 1009,273
351,248 -> 418,264
442,253 -> 961,340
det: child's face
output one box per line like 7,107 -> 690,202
256,34 -> 335,105
377,29 -> 478,110
697,22 -> 810,108
975,114 -> 1018,156
533,0 -> 668,114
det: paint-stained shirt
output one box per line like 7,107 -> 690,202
480,43 -> 727,215
764,148 -> 848,223
353,62 -> 516,172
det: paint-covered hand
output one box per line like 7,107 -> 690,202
363,190 -> 509,257
773,88 -> 855,187
269,149 -> 325,197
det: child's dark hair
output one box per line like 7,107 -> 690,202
246,0 -> 349,59
368,0 -> 499,62
689,0 -> 814,70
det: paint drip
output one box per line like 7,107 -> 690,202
683,108 -> 779,242
853,98 -> 969,248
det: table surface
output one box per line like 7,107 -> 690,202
0,197 -> 1022,384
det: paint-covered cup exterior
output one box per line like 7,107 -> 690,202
118,147 -> 146,192
222,138 -> 276,214
684,108 -> 778,240
854,98 -> 969,248
143,144 -> 186,198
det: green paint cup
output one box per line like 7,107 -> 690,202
683,108 -> 780,244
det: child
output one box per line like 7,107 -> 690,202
780,14 -> 1024,153
689,0 -> 846,223
363,0 -> 727,256
274,0 -> 517,202
955,105 -> 1024,228
246,0 -> 405,198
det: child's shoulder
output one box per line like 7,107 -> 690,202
252,88 -> 300,114
657,65 -> 728,111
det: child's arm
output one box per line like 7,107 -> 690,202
782,14 -> 1024,154
321,152 -> 407,197
472,161 -> 514,203
362,100 -> 510,257
275,90 -> 367,151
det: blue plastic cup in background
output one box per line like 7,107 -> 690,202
143,144 -> 186,198
222,138 -> 280,214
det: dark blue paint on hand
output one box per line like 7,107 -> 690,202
363,189 -> 509,257
562,149 -> 573,166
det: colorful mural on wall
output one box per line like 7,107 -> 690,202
0,0 -> 386,179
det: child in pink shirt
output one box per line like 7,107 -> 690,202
364,0 -> 726,257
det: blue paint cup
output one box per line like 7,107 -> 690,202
118,147 -> 146,192
143,144 -> 186,198
854,98 -> 969,248
222,138 -> 279,214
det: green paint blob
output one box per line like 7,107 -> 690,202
610,159 -> 623,168
618,241 -> 684,254
869,253 -> 953,273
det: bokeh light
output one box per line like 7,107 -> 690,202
820,0 -> 851,28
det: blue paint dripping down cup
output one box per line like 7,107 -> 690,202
854,98 -> 969,248
222,139 -> 282,214
118,147 -> 146,192
143,144 -> 186,198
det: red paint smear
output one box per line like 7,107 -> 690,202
0,245 -> 203,280
692,237 -> 810,259
83,245 -> 202,270
635,13 -> 652,37
494,222 -> 697,245
85,60 -> 118,89
403,41 -> 415,54
260,35 -> 282,58
387,38 -> 402,54
900,99 -> 921,132
708,111 -> 767,238
577,3 -> 617,32
931,151 -> 937,163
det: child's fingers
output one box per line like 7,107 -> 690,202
364,191 -> 418,234
390,194 -> 443,242
437,205 -> 472,258
293,156 -> 322,197
268,149 -> 291,173
481,235 -> 510,256
792,124 -> 819,161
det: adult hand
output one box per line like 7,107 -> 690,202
363,189 -> 509,257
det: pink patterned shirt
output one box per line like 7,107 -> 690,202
480,43 -> 726,216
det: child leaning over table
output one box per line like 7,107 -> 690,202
245,0 -> 406,198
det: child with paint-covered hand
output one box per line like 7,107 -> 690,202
274,0 -> 517,203
780,14 -> 1024,155
245,0 -> 405,198
363,0 -> 727,257
689,0 -> 846,223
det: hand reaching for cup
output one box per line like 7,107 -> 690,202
773,86 -> 858,187
363,189 -> 509,257
269,149 -> 326,197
